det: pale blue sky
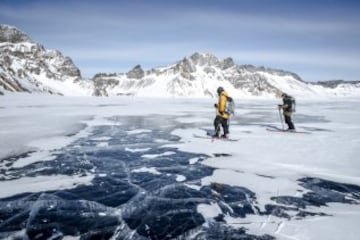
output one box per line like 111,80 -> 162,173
1,0 -> 359,81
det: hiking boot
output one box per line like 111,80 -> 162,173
212,133 -> 220,138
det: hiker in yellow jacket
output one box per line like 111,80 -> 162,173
213,86 -> 230,138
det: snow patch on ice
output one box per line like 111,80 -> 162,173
12,151 -> 57,168
175,117 -> 211,124
197,202 -> 222,219
132,167 -> 161,175
126,129 -> 152,135
189,157 -> 200,164
0,174 -> 94,198
91,136 -> 111,141
176,175 -> 187,182
125,147 -> 151,153
96,142 -> 109,147
141,151 -> 176,159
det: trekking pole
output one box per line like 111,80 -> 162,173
278,107 -> 285,130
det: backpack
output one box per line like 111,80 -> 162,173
225,96 -> 235,115
284,95 -> 296,112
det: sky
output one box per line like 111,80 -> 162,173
0,0 -> 359,81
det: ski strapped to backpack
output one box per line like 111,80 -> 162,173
225,96 -> 235,115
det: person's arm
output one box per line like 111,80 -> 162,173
279,104 -> 288,109
278,99 -> 288,109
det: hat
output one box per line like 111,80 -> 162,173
217,86 -> 224,95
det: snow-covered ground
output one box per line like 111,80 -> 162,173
0,93 -> 359,240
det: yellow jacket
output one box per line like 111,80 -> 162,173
217,90 -> 229,119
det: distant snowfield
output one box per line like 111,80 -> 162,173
0,93 -> 360,240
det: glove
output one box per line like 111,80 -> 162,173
214,104 -> 218,108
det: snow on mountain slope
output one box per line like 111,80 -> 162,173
92,55 -> 236,97
92,53 -> 297,98
1,24 -> 359,98
95,55 -> 249,98
312,80 -> 360,97
0,24 -> 92,96
93,52 -> 360,98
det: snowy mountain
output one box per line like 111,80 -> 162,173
92,53 -> 308,98
92,53 -> 360,98
0,25 -> 91,96
312,80 -> 360,96
1,24 -> 359,98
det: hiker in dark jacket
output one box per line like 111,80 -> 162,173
278,93 -> 296,130
213,86 -> 230,138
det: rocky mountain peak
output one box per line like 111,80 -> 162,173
221,57 -> 235,69
175,57 -> 196,74
126,65 -> 145,79
0,24 -> 33,43
0,24 -> 85,95
189,52 -> 220,66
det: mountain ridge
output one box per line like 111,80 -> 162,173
1,24 -> 359,98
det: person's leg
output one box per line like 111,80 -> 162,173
288,115 -> 295,129
213,116 -> 222,137
217,117 -> 229,137
284,115 -> 295,130
284,115 -> 290,129
222,118 -> 229,136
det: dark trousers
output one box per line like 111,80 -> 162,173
214,116 -> 229,136
284,115 -> 295,130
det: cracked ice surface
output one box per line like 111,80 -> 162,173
0,95 -> 360,240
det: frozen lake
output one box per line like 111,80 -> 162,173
0,95 -> 359,240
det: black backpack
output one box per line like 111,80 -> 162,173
284,95 -> 296,112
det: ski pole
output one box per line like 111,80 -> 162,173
278,107 -> 285,130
